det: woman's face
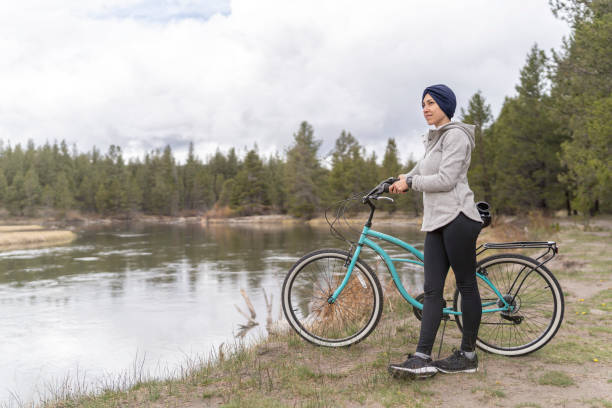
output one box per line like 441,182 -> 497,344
422,93 -> 448,127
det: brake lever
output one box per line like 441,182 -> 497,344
374,196 -> 395,203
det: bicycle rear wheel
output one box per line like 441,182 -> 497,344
282,249 -> 383,347
454,254 -> 564,356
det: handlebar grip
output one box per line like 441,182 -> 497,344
382,177 -> 401,193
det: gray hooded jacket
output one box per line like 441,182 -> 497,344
405,121 -> 482,232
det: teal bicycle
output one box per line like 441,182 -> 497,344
281,178 -> 564,356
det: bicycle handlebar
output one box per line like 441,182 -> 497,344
363,177 -> 399,203
383,178 -> 400,193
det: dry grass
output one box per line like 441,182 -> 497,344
478,217 -> 528,246
0,225 -> 45,232
203,204 -> 236,219
307,273 -> 375,337
0,228 -> 76,250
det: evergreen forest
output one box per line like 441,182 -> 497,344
0,0 -> 609,220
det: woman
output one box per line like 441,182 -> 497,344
388,84 -> 483,378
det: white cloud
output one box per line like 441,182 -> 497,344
0,0 -> 570,163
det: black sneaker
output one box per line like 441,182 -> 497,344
388,354 -> 437,379
433,349 -> 478,373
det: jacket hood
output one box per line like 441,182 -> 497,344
425,121 -> 476,151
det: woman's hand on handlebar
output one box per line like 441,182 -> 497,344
389,175 -> 409,194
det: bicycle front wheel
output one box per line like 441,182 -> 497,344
282,249 -> 383,347
454,254 -> 564,356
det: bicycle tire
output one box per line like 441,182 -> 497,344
282,248 -> 384,347
454,253 -> 564,356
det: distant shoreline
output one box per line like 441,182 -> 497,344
2,211 -> 424,228
0,213 -> 424,252
204,213 -> 423,227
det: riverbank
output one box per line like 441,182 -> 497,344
2,208 -> 605,231
0,225 -> 76,251
203,213 -> 423,229
32,215 -> 611,408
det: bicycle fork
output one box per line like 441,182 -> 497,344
327,233 -> 368,304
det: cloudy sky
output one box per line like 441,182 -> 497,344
0,0 -> 570,164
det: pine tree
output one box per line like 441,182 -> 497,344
95,183 -> 109,214
226,148 -> 239,179
5,144 -> 25,185
265,153 -> 287,213
550,0 -> 612,216
58,140 -> 75,194
183,142 -> 200,210
381,138 -> 401,180
364,151 -> 380,191
36,142 -> 56,189
126,161 -> 144,213
218,179 -> 235,207
41,185 -> 54,209
328,130 -> 367,202
284,121 -> 324,218
460,91 -> 493,202
23,167 -> 41,216
7,170 -> 24,215
397,156 -> 423,216
559,97 -> 611,216
54,171 -> 73,210
231,148 -> 268,214
210,150 -> 228,202
146,146 -> 180,215
490,45 -> 566,213
95,145 -> 129,214
0,169 -> 8,208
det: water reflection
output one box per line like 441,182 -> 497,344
0,222 -> 424,403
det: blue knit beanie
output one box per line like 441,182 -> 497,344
422,84 -> 456,119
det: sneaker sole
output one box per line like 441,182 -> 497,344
388,365 -> 438,379
435,367 -> 478,374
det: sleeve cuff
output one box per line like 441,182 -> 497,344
411,175 -> 421,191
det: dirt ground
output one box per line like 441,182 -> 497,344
199,220 -> 611,407
420,218 -> 612,407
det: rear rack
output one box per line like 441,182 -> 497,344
480,241 -> 557,251
476,241 -> 558,268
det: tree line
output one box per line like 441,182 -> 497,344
0,0 -> 609,219
0,125 -> 420,218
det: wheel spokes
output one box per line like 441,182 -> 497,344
289,255 -> 377,342
460,259 -> 557,351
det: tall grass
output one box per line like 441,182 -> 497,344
0,228 -> 75,250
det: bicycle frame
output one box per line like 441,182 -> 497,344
328,199 -> 512,315
328,225 -> 512,316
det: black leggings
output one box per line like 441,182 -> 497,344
416,212 -> 482,354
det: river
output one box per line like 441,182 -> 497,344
0,222 -> 424,403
